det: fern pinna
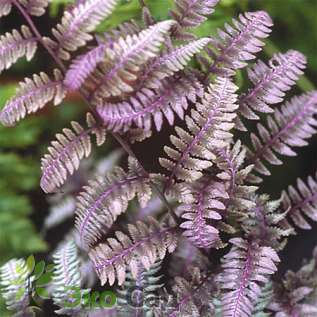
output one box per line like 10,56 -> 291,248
0,0 -> 316,316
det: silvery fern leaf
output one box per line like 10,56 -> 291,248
0,258 -> 32,316
140,38 -> 211,90
247,91 -> 317,182
18,0 -> 50,16
0,25 -> 37,74
117,260 -> 164,317
44,196 -> 76,230
160,77 -> 238,189
219,238 -> 280,317
52,240 -> 86,315
89,217 -> 178,286
281,172 -> 317,230
215,140 -> 257,212
206,11 -> 273,76
44,0 -> 118,60
0,0 -> 12,17
40,113 -> 106,193
64,44 -> 106,90
178,177 -> 228,249
237,50 -> 306,130
90,20 -> 176,102
75,156 -> 152,249
0,69 -> 65,126
97,72 -> 203,132
169,0 -> 219,40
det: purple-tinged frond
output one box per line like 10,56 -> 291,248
40,113 -> 106,193
0,0 -> 12,17
247,91 -> 317,183
45,0 -> 118,60
160,77 -> 238,190
236,50 -> 307,131
170,0 -> 219,40
0,69 -> 65,127
0,25 -> 37,74
19,0 -> 49,16
179,177 -> 228,249
215,140 -> 257,211
281,172 -> 317,230
75,157 -> 151,249
207,11 -> 273,76
97,73 -> 203,132
91,20 -> 175,102
89,217 -> 177,286
64,44 -> 106,90
219,238 -> 280,317
140,38 -> 211,90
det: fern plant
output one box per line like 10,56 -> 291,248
0,0 -> 317,316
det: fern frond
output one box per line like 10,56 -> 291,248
0,258 -> 31,315
91,20 -> 176,101
215,140 -> 257,211
0,69 -> 65,127
207,11 -> 272,76
0,0 -> 12,17
281,172 -> 317,230
19,0 -> 50,16
40,113 -> 106,193
242,195 -> 293,250
0,25 -> 37,74
117,260 -> 163,316
170,0 -> 219,40
52,240 -> 84,315
160,77 -> 238,188
45,0 -> 118,60
97,73 -> 203,132
64,44 -> 106,90
179,177 -> 228,249
237,50 -> 306,130
219,238 -> 280,317
141,38 -> 211,90
75,156 -> 152,249
44,196 -> 76,230
253,282 -> 273,317
89,217 -> 178,286
247,92 -> 317,182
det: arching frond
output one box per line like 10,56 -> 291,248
64,44 -> 106,90
160,77 -> 238,189
179,177 -> 228,249
206,11 -> 272,76
91,20 -> 175,102
141,38 -> 211,90
0,69 -> 65,127
170,0 -> 219,40
89,217 -> 177,286
52,240 -> 84,315
19,0 -> 50,16
281,172 -> 317,230
40,113 -> 106,193
215,140 -> 257,211
45,0 -> 118,60
0,25 -> 37,74
0,258 -> 31,315
237,50 -> 306,130
219,238 -> 280,317
75,156 -> 152,249
247,92 -> 317,182
0,0 -> 12,17
97,73 -> 203,132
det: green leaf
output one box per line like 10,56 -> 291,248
26,255 -> 36,274
34,261 -> 46,280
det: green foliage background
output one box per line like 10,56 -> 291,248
0,0 -> 316,315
